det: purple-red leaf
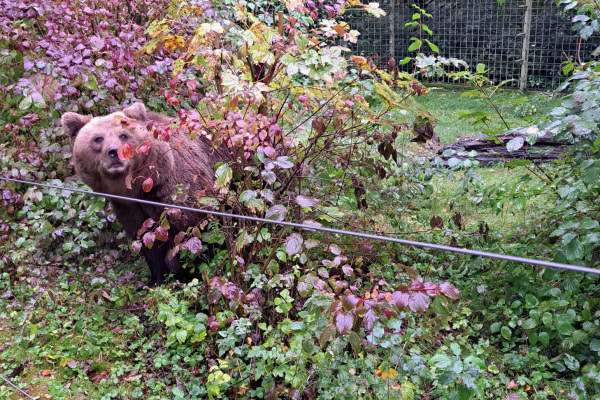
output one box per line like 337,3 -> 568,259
207,288 -> 222,304
155,226 -> 168,242
142,232 -> 155,249
334,312 -> 354,335
265,205 -> 287,221
118,143 -> 133,160
440,282 -> 460,299
408,280 -> 425,293
424,282 -> 440,296
295,195 -> 320,208
207,316 -> 219,333
362,309 -> 378,331
142,177 -> 153,192
132,241 -> 142,254
342,294 -> 361,311
409,292 -> 430,314
285,233 -> 303,255
174,232 -> 186,245
342,264 -> 353,276
319,324 -> 336,348
184,237 -> 203,255
298,281 -> 309,297
391,291 -> 409,311
328,300 -> 342,315
329,244 -> 341,255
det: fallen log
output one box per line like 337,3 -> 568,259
435,129 -> 570,167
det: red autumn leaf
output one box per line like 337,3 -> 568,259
342,294 -> 361,311
329,244 -> 341,255
207,316 -> 219,333
142,177 -> 153,192
138,218 -> 155,236
167,246 -> 179,261
362,309 -> 378,331
391,291 -> 409,311
101,291 -> 111,301
328,300 -> 342,314
424,282 -> 441,296
174,231 -> 186,245
295,195 -> 320,207
186,80 -> 197,91
334,312 -> 354,335
408,280 -> 425,293
440,282 -> 460,299
155,226 -> 168,241
342,264 -> 353,276
143,232 -> 155,249
319,324 -> 336,348
136,141 -> 150,156
269,123 -> 282,136
132,241 -> 142,254
118,143 -> 133,159
264,145 -> 276,158
285,233 -> 303,255
168,208 -> 182,219
408,292 -> 430,314
184,237 -> 203,255
125,174 -> 133,189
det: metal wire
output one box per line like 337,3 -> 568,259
0,374 -> 35,400
2,176 -> 599,275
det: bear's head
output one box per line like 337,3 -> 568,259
61,103 -> 174,195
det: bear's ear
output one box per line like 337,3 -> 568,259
123,102 -> 147,121
61,113 -> 92,139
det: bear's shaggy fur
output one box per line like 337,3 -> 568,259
61,103 -> 228,286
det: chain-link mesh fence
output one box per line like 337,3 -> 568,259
344,0 -> 599,90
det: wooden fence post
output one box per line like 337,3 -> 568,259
389,0 -> 395,60
519,0 -> 533,90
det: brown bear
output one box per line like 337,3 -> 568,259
61,103 -> 229,286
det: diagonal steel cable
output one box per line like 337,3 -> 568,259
0,374 -> 35,400
1,176 -> 599,275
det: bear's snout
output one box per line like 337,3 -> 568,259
107,146 -> 119,159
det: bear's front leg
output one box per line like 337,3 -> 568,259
141,243 -> 172,286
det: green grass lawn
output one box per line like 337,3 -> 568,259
417,85 -> 564,144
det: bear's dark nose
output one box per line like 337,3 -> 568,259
108,146 -> 119,158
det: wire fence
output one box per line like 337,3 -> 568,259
345,0 -> 599,90
2,177 -> 599,276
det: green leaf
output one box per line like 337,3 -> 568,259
525,294 -> 539,308
490,322 -> 500,333
175,329 -> 188,344
425,39 -> 438,53
408,38 -> 422,52
214,163 -> 232,190
437,370 -> 458,385
556,317 -> 574,335
347,331 -> 361,355
564,354 -> 580,371
429,354 -> 453,369
523,318 -> 537,330
501,326 -> 511,340
476,63 -> 486,74
506,136 -> 524,152
19,96 -> 32,111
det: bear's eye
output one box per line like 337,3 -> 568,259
119,134 -> 128,141
94,137 -> 103,144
